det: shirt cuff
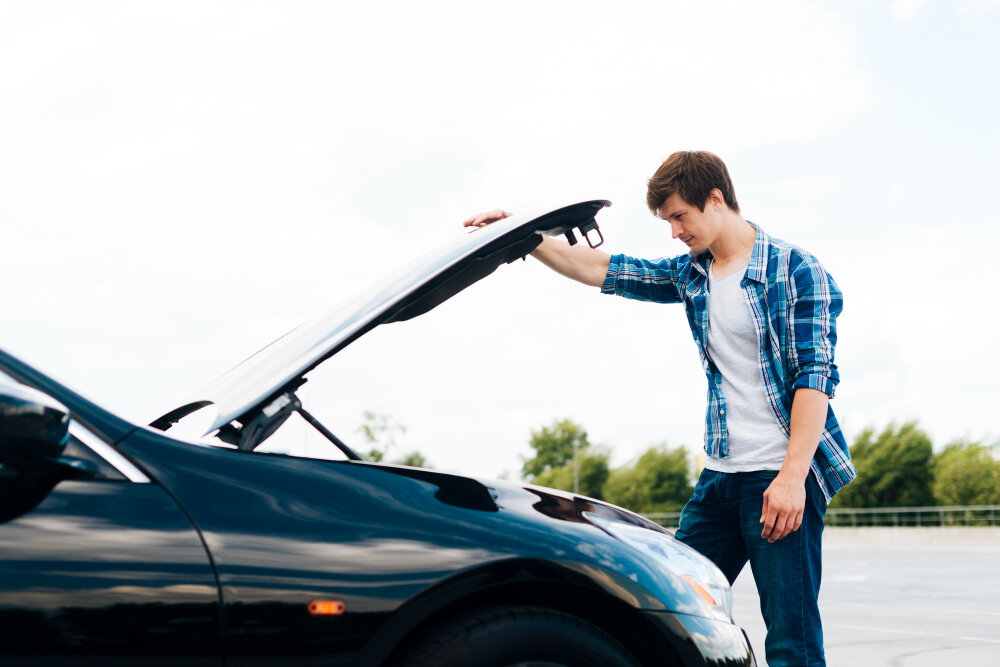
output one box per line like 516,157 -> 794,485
792,373 -> 837,398
600,254 -> 623,294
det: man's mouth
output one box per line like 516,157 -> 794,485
680,235 -> 695,245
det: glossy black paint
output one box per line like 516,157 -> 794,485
0,382 -> 70,461
117,429 -> 643,664
0,479 -> 220,664
0,349 -> 754,666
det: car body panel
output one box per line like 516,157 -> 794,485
643,611 -> 755,667
115,425 -> 710,663
0,478 -> 221,664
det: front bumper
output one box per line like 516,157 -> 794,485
642,610 -> 756,666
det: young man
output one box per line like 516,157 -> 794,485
464,151 -> 856,667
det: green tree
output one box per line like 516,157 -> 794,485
522,419 -> 608,498
522,419 -> 593,480
604,445 -> 694,514
932,441 -> 1000,506
357,410 -> 407,462
532,452 -> 610,500
396,450 -> 431,468
832,422 -> 935,508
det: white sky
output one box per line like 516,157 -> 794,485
2,0 -> 998,480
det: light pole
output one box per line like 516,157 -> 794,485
573,437 -> 579,494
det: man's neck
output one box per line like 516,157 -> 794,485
708,214 -> 755,271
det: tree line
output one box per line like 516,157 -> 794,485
358,411 -> 1000,511
521,419 -> 1000,513
523,419 -> 693,514
830,421 -> 1000,508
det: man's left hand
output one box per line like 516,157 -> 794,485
760,473 -> 807,543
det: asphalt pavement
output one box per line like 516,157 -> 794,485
730,528 -> 1000,667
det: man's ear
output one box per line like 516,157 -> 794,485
709,188 -> 725,210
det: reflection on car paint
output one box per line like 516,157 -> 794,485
0,480 -> 219,662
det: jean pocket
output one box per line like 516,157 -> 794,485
806,472 -> 828,516
744,470 -> 779,479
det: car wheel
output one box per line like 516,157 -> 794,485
394,605 -> 641,667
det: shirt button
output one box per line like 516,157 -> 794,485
720,409 -> 726,414
702,324 -> 707,329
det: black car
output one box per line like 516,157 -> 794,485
0,201 -> 755,666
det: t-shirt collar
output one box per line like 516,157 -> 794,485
690,220 -> 769,284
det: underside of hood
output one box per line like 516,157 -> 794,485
152,200 -> 611,436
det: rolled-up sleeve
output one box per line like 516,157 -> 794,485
601,253 -> 685,304
789,258 -> 843,397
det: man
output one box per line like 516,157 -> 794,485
463,151 -> 855,667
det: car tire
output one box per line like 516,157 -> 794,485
394,605 -> 642,667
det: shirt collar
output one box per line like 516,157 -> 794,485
745,221 -> 770,284
689,220 -> 770,284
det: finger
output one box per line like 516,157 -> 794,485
462,209 -> 507,227
462,211 -> 487,226
478,209 -> 510,225
760,505 -> 777,540
759,495 -> 769,526
781,509 -> 802,540
769,511 -> 790,543
761,512 -> 777,540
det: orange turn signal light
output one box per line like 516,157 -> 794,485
682,576 -> 718,607
308,600 -> 345,616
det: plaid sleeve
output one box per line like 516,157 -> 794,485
600,253 -> 685,304
789,256 -> 843,397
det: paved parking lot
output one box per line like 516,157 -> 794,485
730,528 -> 1000,666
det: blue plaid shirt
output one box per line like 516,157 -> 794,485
601,222 -> 856,502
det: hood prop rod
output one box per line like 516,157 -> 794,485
295,402 -> 364,461
227,389 -> 364,461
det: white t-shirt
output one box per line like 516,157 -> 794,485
702,259 -> 789,472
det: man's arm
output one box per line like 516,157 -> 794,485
760,256 -> 842,542
463,209 -> 611,287
760,387 -> 828,543
531,237 -> 611,287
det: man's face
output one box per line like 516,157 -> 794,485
657,191 -> 724,254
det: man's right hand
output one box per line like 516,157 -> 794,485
462,209 -> 512,229
460,206 -> 611,287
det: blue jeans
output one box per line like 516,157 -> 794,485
674,469 -> 827,667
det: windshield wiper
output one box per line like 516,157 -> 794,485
150,401 -> 213,431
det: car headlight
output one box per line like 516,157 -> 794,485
585,512 -> 733,620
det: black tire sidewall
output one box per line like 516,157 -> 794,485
398,606 -> 640,667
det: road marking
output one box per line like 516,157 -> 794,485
820,599 -> 1000,617
830,623 -> 1000,645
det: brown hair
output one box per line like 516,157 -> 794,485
646,151 -> 740,215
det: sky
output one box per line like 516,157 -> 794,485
1,0 -> 998,481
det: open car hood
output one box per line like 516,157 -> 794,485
153,200 -> 610,435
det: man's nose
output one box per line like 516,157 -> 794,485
670,222 -> 682,239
